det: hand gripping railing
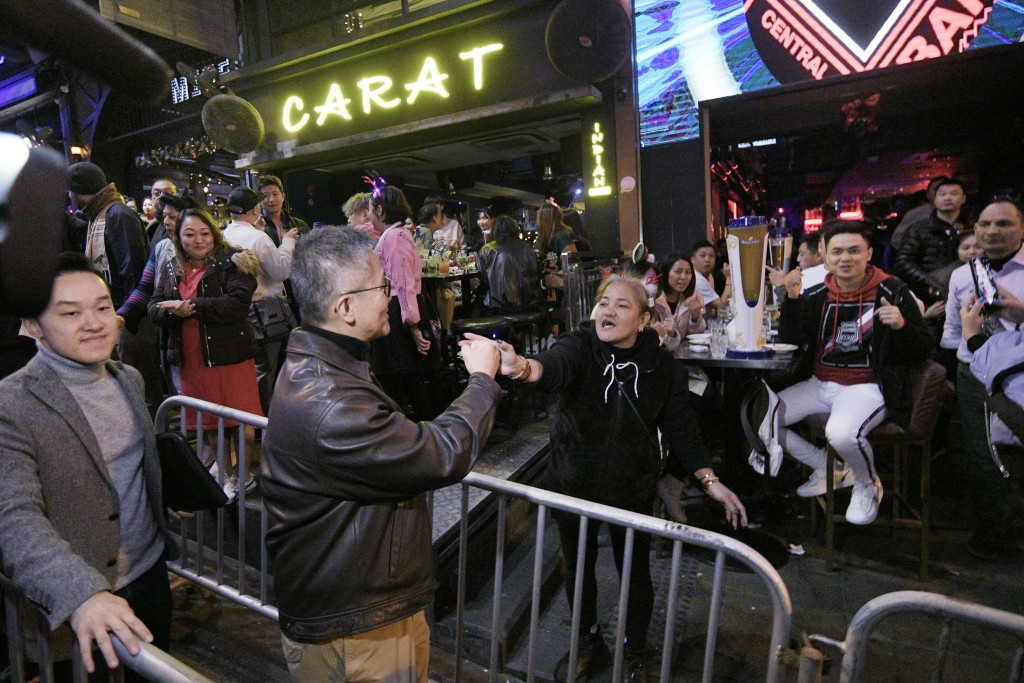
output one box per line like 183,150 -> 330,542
803,590 -> 1024,683
454,472 -> 793,683
1,574 -> 214,683
154,395 -> 279,622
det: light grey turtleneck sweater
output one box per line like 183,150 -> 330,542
36,343 -> 163,590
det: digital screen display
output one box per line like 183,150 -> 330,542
636,0 -> 1024,147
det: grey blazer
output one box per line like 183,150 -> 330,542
0,353 -> 168,635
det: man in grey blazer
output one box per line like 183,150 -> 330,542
0,252 -> 170,678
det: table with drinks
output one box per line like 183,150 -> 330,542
421,252 -> 478,318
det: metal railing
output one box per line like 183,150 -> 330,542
454,472 -> 794,683
1,575 -> 213,683
154,395 -> 278,622
562,251 -> 628,332
153,395 -> 793,682
803,590 -> 1024,682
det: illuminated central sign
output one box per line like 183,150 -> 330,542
744,0 -> 994,84
280,43 -> 503,134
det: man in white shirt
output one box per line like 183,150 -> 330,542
798,233 -> 827,293
224,186 -> 299,412
941,197 -> 1024,559
691,240 -> 731,312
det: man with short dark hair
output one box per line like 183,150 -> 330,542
259,175 -> 309,247
150,178 -> 176,202
778,221 -> 931,524
224,186 -> 298,412
890,175 -> 950,251
942,198 -> 1024,558
691,239 -> 731,310
413,201 -> 443,252
0,253 -> 171,679
261,227 -> 501,682
894,178 -> 968,303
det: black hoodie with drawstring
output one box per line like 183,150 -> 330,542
778,266 -> 932,426
533,322 -> 711,509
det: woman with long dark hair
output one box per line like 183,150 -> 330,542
149,208 -> 262,499
652,253 -> 706,353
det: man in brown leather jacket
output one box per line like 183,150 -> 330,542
260,226 -> 502,682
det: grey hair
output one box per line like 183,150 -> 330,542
291,226 -> 378,324
594,275 -> 654,317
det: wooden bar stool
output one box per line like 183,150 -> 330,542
806,360 -> 947,580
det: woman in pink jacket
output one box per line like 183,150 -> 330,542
368,186 -> 437,419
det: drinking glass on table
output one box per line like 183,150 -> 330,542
710,318 -> 728,358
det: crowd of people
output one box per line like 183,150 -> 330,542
2,157 -> 1022,682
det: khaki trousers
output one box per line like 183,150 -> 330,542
282,610 -> 430,683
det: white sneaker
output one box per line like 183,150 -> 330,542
222,476 -> 238,504
846,479 -> 883,525
796,465 -> 854,497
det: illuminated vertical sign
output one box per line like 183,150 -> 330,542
587,121 -> 612,197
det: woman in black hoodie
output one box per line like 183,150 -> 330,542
467,275 -> 746,682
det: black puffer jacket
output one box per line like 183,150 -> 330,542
261,329 -> 501,642
534,324 -> 711,509
148,247 -> 259,367
894,211 -> 965,301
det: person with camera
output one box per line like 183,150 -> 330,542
942,197 -> 1024,558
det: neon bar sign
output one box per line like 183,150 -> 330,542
588,122 -> 611,198
745,0 -> 994,84
280,43 -> 503,134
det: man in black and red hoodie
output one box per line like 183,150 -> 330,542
778,220 -> 931,524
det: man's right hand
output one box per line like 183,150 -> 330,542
70,591 -> 153,673
458,336 -> 500,377
783,267 -> 803,299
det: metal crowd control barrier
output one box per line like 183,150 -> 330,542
1,575 -> 213,683
455,472 -> 793,683
153,395 -> 279,622
153,396 -> 791,681
562,251 -> 627,332
803,590 -> 1024,683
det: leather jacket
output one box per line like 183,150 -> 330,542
261,329 -> 501,642
149,247 -> 259,367
478,237 -> 543,313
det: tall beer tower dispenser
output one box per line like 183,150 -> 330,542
725,216 -> 771,357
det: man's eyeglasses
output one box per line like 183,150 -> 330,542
341,276 -> 391,298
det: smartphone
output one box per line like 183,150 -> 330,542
969,257 -> 1001,309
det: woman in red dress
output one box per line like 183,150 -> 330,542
149,208 -> 262,499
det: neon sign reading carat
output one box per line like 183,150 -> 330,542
281,43 -> 503,134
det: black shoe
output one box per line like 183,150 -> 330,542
623,649 -> 651,683
553,634 -> 611,683
967,527 -> 1001,560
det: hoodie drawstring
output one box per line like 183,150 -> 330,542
602,353 -> 640,404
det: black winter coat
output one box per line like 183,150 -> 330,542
534,324 -> 711,509
894,211 -> 965,301
149,247 -> 259,367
